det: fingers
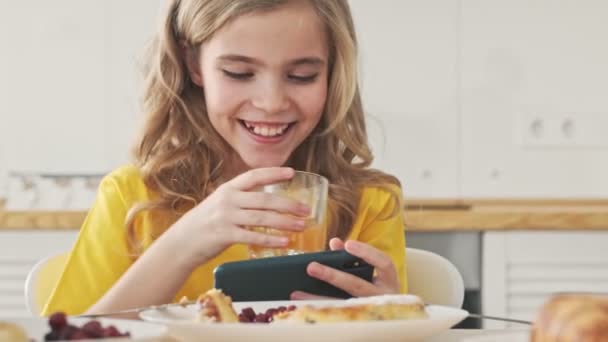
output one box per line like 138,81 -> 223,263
233,209 -> 307,232
290,291 -> 338,301
231,227 -> 289,247
235,191 -> 310,217
228,167 -> 294,191
329,237 -> 345,250
344,240 -> 397,281
306,262 -> 381,297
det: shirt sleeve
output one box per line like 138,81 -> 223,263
355,186 -> 408,293
42,175 -> 134,315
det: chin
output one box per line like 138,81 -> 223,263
242,155 -> 290,169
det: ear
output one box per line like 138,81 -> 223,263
182,42 -> 204,87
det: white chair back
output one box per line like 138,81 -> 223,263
405,247 -> 465,308
24,252 -> 68,315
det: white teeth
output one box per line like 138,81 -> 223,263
242,121 -> 290,137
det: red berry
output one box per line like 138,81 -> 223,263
48,312 -> 67,330
69,330 -> 89,340
44,331 -> 60,341
60,325 -> 79,340
82,320 -> 103,337
287,305 -> 297,311
241,307 -> 256,320
103,325 -> 122,337
254,313 -> 267,323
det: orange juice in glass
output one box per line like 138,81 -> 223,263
248,171 -> 329,258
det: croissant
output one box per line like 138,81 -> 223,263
531,294 -> 608,342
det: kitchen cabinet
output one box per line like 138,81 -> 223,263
0,231 -> 77,318
482,231 -> 608,328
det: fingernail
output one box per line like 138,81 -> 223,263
308,262 -> 322,276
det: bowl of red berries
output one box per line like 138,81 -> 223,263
44,312 -> 132,340
3,312 -> 167,341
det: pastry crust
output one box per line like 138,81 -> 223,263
274,295 -> 428,323
197,289 -> 239,323
531,294 -> 608,342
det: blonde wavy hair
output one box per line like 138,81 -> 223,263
128,0 -> 401,252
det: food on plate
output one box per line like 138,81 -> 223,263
197,289 -> 239,323
238,305 -> 298,323
531,294 -> 608,342
0,321 -> 29,342
195,289 -> 297,323
44,312 -> 130,340
274,294 -> 428,323
194,289 -> 429,324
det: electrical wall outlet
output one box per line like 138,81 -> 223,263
518,112 -> 608,148
562,112 -> 608,148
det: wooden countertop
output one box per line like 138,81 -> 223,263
1,199 -> 608,231
403,199 -> 608,231
0,200 -> 86,230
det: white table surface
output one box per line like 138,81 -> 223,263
161,329 -> 531,341
427,329 -> 530,342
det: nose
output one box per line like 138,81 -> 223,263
251,77 -> 290,114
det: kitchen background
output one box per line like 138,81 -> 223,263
1,0 -> 607,328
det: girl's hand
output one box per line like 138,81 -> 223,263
290,238 -> 401,300
164,167 -> 310,269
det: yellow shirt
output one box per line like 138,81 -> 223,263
42,165 -> 407,315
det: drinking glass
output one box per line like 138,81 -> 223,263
248,171 -> 329,258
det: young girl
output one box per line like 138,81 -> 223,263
42,0 -> 407,315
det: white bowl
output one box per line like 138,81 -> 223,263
5,316 -> 168,341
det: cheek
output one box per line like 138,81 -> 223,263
203,78 -> 242,121
297,83 -> 328,121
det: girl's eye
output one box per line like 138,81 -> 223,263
222,70 -> 253,80
288,74 -> 319,83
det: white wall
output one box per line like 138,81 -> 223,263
0,0 -> 157,195
1,0 -> 607,199
459,0 -> 608,197
352,0 -> 461,198
356,0 -> 608,198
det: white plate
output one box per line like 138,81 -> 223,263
4,316 -> 168,341
461,330 -> 530,342
140,298 -> 468,342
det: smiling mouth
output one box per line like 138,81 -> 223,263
239,120 -> 296,138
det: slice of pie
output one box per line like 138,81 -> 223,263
274,294 -> 428,323
196,289 -> 239,323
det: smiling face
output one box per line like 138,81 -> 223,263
187,1 -> 329,171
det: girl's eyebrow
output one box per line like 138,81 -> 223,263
217,54 -> 326,67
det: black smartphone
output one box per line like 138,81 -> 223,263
213,250 -> 374,301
